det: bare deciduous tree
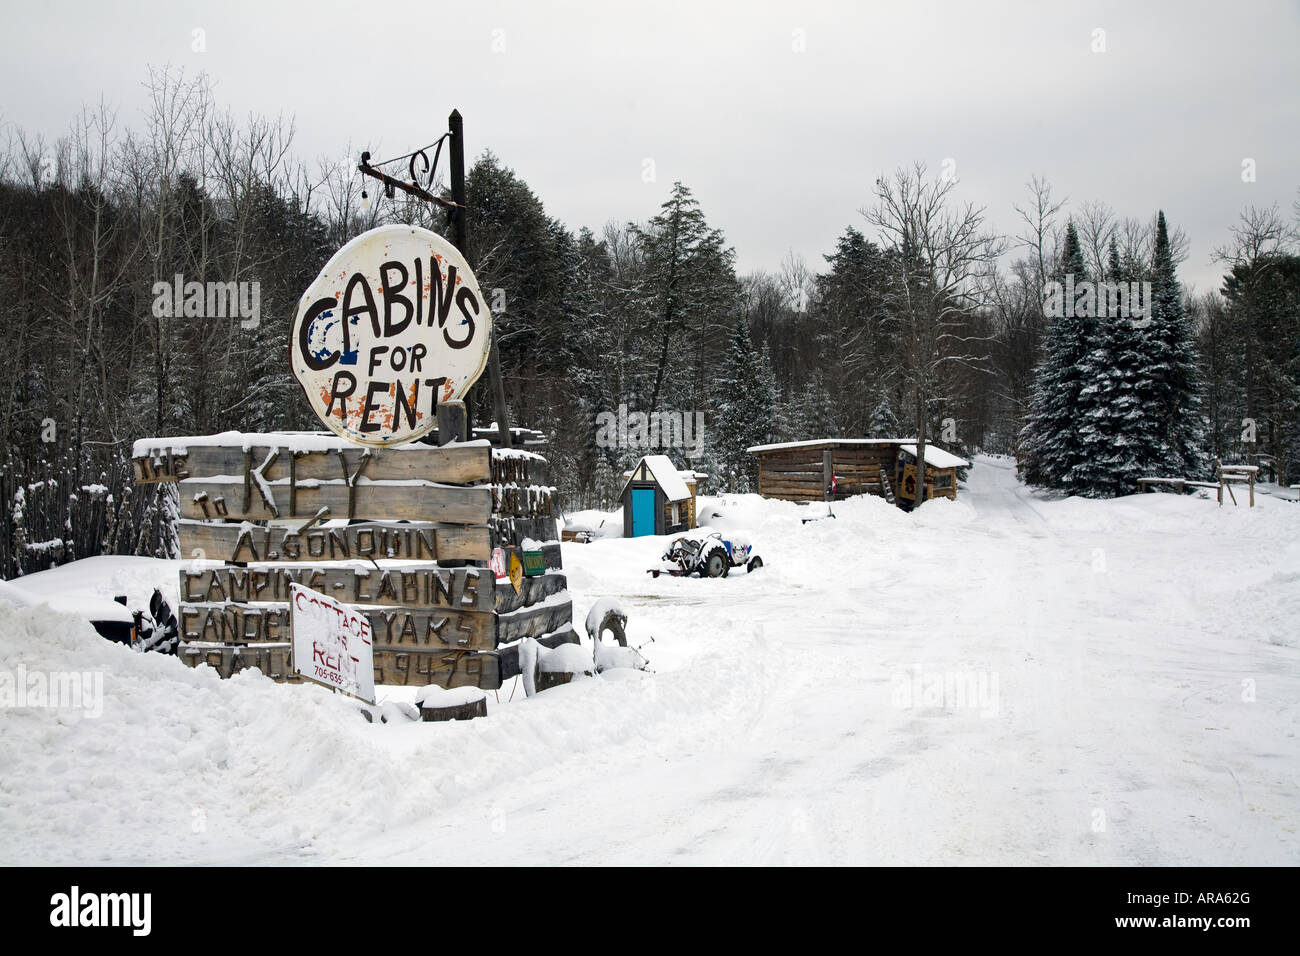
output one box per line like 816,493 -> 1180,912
864,161 -> 1005,499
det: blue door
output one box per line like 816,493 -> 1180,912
631,488 -> 656,537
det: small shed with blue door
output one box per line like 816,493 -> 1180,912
619,455 -> 698,537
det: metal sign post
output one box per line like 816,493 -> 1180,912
448,109 -> 513,450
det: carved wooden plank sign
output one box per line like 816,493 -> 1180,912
179,603 -> 495,651
289,224 -> 493,446
289,583 -> 375,703
130,261 -> 571,694
497,597 -> 574,644
494,571 -> 567,614
178,520 -> 491,564
179,477 -> 489,524
373,648 -> 499,689
180,642 -> 502,690
180,566 -> 494,610
133,437 -> 490,486
181,642 -> 299,682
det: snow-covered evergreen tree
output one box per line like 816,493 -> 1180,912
1025,213 -> 1209,496
778,373 -> 835,442
1019,220 -> 1097,490
712,318 -> 775,491
1070,240 -> 1159,495
867,390 -> 899,438
1144,211 -> 1210,478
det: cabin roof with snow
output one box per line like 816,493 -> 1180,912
618,454 -> 692,502
747,438 -> 902,454
748,437 -> 968,469
899,444 -> 970,469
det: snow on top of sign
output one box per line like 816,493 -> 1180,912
619,455 -> 692,502
899,444 -> 970,469
538,642 -> 593,674
493,448 -> 547,461
499,589 -> 571,620
414,684 -> 486,707
132,432 -> 491,457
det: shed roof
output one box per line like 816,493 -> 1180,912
619,454 -> 693,502
747,438 -> 904,454
747,437 -> 969,470
900,444 -> 970,469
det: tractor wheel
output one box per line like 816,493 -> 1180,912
701,545 -> 730,578
747,556 -> 764,573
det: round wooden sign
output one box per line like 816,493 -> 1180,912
289,224 -> 492,446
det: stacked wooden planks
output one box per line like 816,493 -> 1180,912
133,432 -> 575,690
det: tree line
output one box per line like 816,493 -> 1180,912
1,68 -> 1296,576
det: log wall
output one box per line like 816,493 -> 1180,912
755,443 -> 898,503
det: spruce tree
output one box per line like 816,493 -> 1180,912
1145,211 -> 1210,478
634,183 -> 739,415
1019,220 -> 1096,490
1071,241 -> 1158,495
712,318 -> 775,491
867,390 -> 899,438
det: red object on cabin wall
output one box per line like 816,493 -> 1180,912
831,470 -> 837,495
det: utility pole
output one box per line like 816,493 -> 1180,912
449,109 -> 512,449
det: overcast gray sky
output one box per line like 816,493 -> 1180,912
2,0 -> 1297,294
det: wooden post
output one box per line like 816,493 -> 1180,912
449,108 -> 512,449
436,400 -> 467,446
1249,470 -> 1255,507
914,386 -> 927,506
823,449 -> 833,501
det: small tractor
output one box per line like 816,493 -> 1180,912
650,529 -> 763,578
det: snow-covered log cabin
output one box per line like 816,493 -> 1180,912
747,439 -> 968,508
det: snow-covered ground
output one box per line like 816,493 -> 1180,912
1,455 -> 1296,865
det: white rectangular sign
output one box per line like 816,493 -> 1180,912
290,582 -> 375,703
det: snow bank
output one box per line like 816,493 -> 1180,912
563,509 -> 622,538
594,642 -> 647,673
0,592 -> 769,865
0,580 -> 134,624
538,643 -> 593,674
13,555 -> 183,616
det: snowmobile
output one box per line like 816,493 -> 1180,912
649,528 -> 763,579
137,589 -> 181,654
